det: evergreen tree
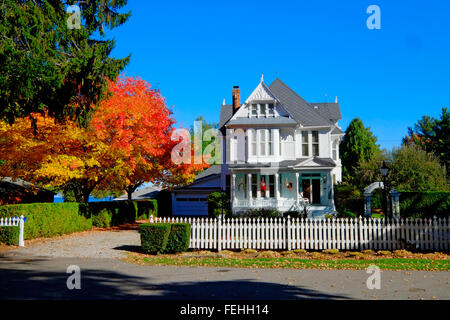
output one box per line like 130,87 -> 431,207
0,0 -> 130,125
340,118 -> 381,182
403,107 -> 449,174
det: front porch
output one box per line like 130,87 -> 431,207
231,170 -> 335,218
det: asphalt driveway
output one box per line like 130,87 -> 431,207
0,229 -> 449,300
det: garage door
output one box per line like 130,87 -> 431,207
174,196 -> 208,216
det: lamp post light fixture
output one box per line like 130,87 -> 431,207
380,161 -> 389,178
379,161 -> 391,217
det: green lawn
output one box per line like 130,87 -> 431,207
125,254 -> 450,271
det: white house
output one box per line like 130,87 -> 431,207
171,77 -> 344,218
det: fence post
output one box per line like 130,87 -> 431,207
217,216 -> 222,252
287,216 -> 291,251
18,215 -> 24,247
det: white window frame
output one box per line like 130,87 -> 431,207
250,129 -> 257,156
312,131 -> 319,157
260,129 -> 267,156
302,131 -> 309,157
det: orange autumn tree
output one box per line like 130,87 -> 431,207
91,76 -> 208,199
0,77 -> 209,202
0,113 -> 121,202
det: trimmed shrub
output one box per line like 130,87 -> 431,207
84,201 -> 136,226
91,209 -> 112,228
0,226 -> 19,245
0,203 -> 92,240
139,223 -> 171,254
164,223 -> 190,253
399,191 -> 449,218
240,207 -> 282,218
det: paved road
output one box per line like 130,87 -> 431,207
0,230 -> 449,300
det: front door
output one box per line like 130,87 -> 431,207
301,175 -> 321,205
312,179 -> 321,204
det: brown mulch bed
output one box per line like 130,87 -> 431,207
174,249 -> 450,261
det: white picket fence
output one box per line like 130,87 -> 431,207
0,215 -> 25,246
150,216 -> 450,251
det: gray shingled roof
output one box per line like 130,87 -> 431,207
268,78 -> 334,127
219,78 -> 342,130
114,185 -> 161,200
194,165 -> 221,180
219,104 -> 233,129
309,103 -> 342,123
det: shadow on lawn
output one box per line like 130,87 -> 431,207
0,258 -> 349,300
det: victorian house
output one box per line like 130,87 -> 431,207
171,77 -> 344,218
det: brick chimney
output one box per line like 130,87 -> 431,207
232,86 -> 240,114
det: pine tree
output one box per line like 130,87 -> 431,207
340,118 -> 381,182
0,0 -> 130,125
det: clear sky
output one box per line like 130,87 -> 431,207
104,0 -> 449,151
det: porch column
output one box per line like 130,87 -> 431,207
231,173 -> 236,205
247,173 -> 252,205
265,174 -> 270,198
328,171 -> 335,210
295,172 -> 300,207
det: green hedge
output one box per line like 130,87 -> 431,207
139,223 -> 191,254
81,199 -> 158,227
139,223 -> 171,254
0,203 -> 92,240
0,226 -> 19,245
399,191 -> 449,218
0,199 -> 159,244
164,223 -> 190,253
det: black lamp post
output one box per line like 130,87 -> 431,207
380,161 -> 390,217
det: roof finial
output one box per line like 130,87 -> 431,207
261,74 -> 264,83
222,98 -> 226,105
335,96 -> 338,104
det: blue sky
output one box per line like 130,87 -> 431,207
104,0 -> 449,151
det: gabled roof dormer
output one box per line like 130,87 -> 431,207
226,76 -> 295,127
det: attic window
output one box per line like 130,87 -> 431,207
268,104 -> 275,117
251,104 -> 258,117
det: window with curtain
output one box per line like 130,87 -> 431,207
260,130 -> 266,156
251,130 -> 257,156
332,140 -> 337,160
269,129 -> 274,156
